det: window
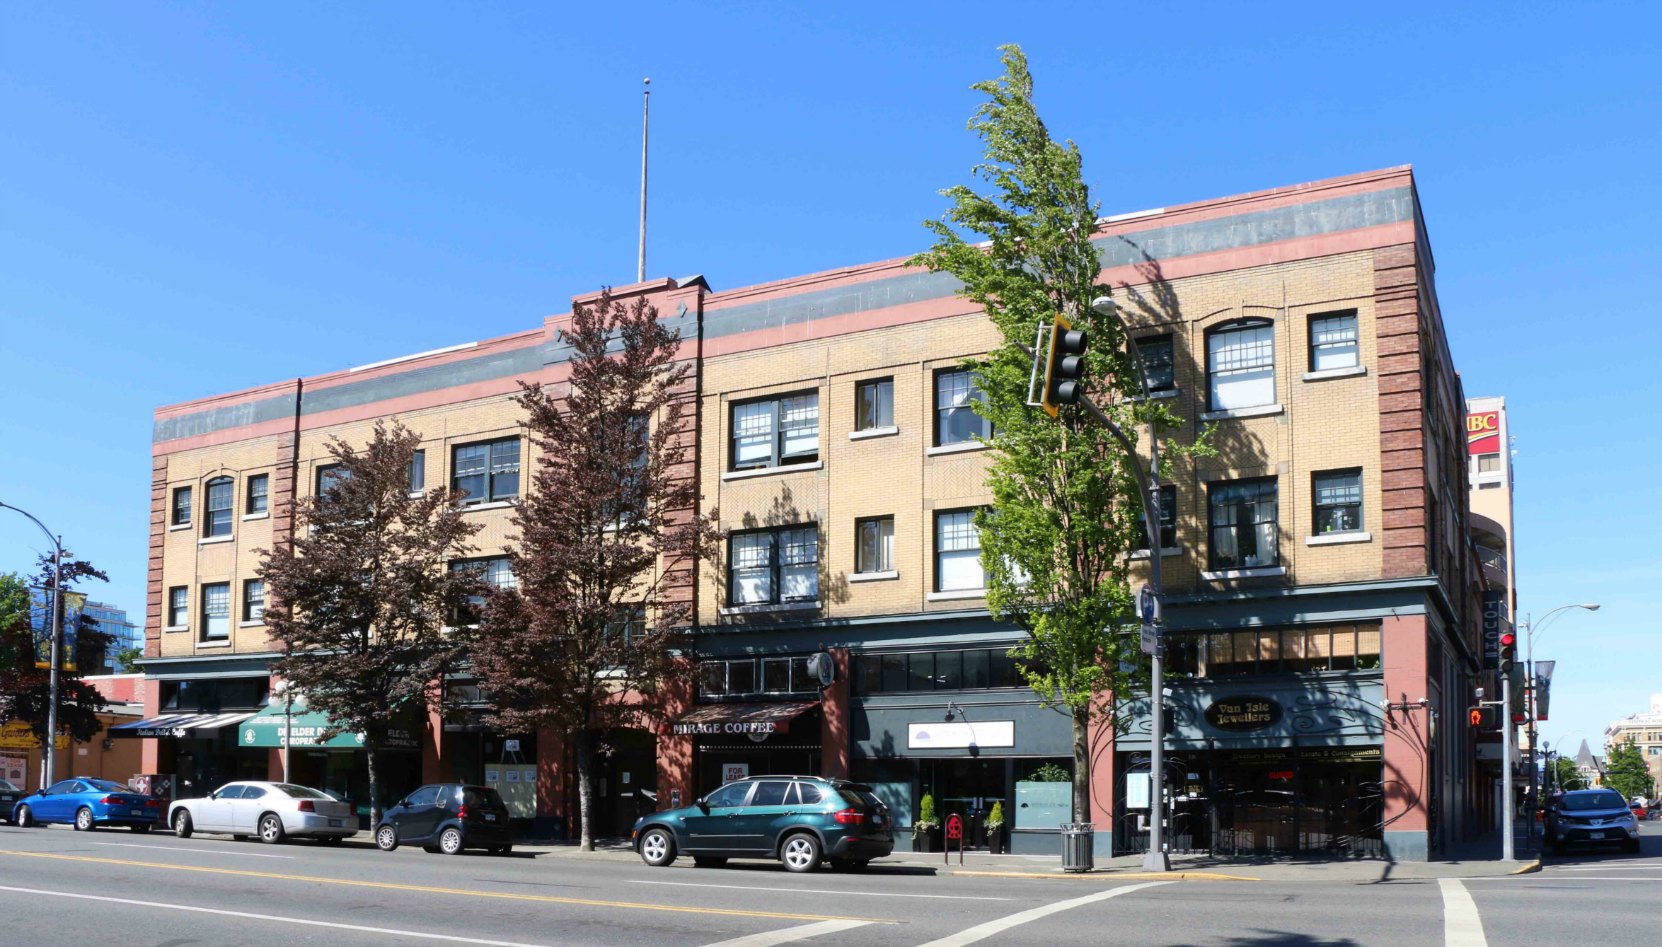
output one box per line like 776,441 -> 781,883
750,781 -> 790,806
730,392 -> 819,470
852,648 -> 1021,694
1207,321 -> 1276,411
201,582 -> 230,639
316,463 -> 347,496
1163,623 -> 1382,677
171,486 -> 192,526
935,370 -> 991,446
934,509 -> 984,592
855,378 -> 894,431
727,526 -> 819,605
405,786 -> 442,807
452,555 -> 516,622
855,516 -> 894,574
1476,453 -> 1500,474
242,579 -> 265,623
1208,478 -> 1279,570
167,586 -> 188,627
204,477 -> 234,538
1309,311 -> 1359,371
1135,485 -> 1178,550
1136,335 -> 1175,393
604,607 -> 645,648
704,782 -> 751,808
407,450 -> 426,492
246,474 -> 268,514
452,438 -> 520,504
1313,470 -> 1363,534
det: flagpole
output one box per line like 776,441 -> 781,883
638,77 -> 650,283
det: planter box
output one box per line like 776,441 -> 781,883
987,828 -> 1007,854
912,827 -> 942,852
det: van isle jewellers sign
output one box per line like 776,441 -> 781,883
1204,696 -> 1283,732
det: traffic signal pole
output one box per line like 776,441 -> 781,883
1501,682 -> 1514,860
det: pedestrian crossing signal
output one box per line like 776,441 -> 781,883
1468,706 -> 1498,729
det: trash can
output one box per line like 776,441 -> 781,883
1061,822 -> 1095,872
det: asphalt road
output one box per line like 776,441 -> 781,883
0,820 -> 1654,946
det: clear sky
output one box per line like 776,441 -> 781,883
2,3 -> 1657,749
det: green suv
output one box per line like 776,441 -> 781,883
632,776 -> 893,872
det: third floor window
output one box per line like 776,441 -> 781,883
855,378 -> 894,431
171,486 -> 192,526
1136,335 -> 1176,393
1309,311 -> 1360,371
731,392 -> 819,470
935,369 -> 991,446
452,438 -> 520,504
204,477 -> 234,538
1207,321 -> 1276,411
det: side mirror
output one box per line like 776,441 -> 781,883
695,797 -> 709,810
399,800 -> 410,808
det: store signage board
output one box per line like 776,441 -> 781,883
673,720 -> 783,736
1203,696 -> 1282,732
907,720 -> 1015,750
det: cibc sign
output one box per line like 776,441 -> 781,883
1467,411 -> 1500,455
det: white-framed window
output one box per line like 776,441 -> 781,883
1309,311 -> 1360,371
1313,470 -> 1363,534
242,579 -> 265,622
728,525 -> 819,605
201,582 -> 231,639
731,392 -> 819,470
934,509 -> 985,592
1208,478 -> 1279,569
1207,321 -> 1276,410
452,438 -> 520,504
855,516 -> 895,574
246,474 -> 268,514
935,370 -> 991,446
204,477 -> 234,538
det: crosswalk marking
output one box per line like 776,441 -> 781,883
699,919 -> 872,946
912,880 -> 1172,947
1438,878 -> 1487,947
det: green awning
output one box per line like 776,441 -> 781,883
237,710 -> 418,750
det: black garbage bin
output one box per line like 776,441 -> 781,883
1061,822 -> 1095,872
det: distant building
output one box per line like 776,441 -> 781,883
1605,693 -> 1662,794
1465,397 -> 1515,818
1573,739 -> 1604,788
82,601 -> 140,673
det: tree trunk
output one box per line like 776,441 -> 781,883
1071,710 -> 1091,825
575,727 -> 595,852
366,744 -> 381,827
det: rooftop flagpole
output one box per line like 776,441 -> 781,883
638,77 -> 650,283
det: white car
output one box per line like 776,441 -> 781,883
168,781 -> 357,844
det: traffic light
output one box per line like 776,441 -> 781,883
1468,705 -> 1498,730
1498,631 -> 1517,677
1040,314 -> 1088,417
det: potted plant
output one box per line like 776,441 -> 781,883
985,801 -> 1007,854
913,793 -> 941,852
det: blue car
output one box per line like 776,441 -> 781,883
12,777 -> 163,832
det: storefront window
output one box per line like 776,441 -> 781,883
852,648 -> 1023,694
1163,624 -> 1383,678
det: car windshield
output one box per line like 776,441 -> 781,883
0,779 -> 17,791
462,787 -> 505,808
1561,791 -> 1627,811
276,784 -> 329,799
85,779 -> 130,793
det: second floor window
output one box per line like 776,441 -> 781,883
731,393 -> 819,470
1135,484 -> 1179,550
201,582 -> 230,639
728,526 -> 818,605
1309,311 -> 1360,371
171,486 -> 192,526
935,370 -> 991,446
204,477 -> 234,538
1207,321 -> 1276,411
246,474 -> 268,514
1313,470 -> 1363,534
855,516 -> 894,574
935,509 -> 984,592
451,555 -> 516,622
1209,478 -> 1279,570
243,579 -> 265,622
1136,335 -> 1176,393
855,378 -> 894,431
167,586 -> 188,627
316,463 -> 348,496
452,438 -> 520,504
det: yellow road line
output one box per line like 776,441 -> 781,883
0,849 -> 896,924
951,869 -> 1259,882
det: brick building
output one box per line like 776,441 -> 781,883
137,165 -> 1485,859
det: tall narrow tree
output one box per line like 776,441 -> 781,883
466,290 -> 716,851
258,421 -> 480,823
0,556 -> 114,747
914,45 -> 1198,823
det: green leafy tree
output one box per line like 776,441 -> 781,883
1605,739 -> 1655,801
0,559 -> 114,751
258,421 -> 481,823
913,45 -> 1196,822
1548,756 -> 1586,793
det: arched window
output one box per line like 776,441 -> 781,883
1206,320 -> 1276,411
203,476 -> 234,538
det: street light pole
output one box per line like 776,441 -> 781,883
1520,604 -> 1599,841
0,501 -> 66,789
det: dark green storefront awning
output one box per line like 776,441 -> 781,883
238,710 -> 417,750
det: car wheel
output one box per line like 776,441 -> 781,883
638,827 -> 676,867
692,856 -> 727,868
74,807 -> 96,832
487,845 -> 511,856
173,810 -> 194,838
16,805 -> 35,828
132,823 -> 152,834
780,832 -> 822,873
438,827 -> 464,855
375,825 -> 398,852
258,813 -> 287,845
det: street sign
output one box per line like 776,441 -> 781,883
1140,623 -> 1157,656
1139,585 -> 1159,623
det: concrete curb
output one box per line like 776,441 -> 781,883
1510,859 -> 1542,874
951,868 -> 1259,882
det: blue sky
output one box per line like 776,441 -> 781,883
2,3 -> 1657,749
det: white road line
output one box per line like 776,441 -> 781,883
912,880 -> 1171,947
698,919 -> 872,947
1556,864 -> 1662,871
1438,878 -> 1487,947
0,884 -> 552,947
94,842 -> 294,859
631,879 -> 1013,901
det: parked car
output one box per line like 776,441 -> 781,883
168,781 -> 357,844
375,783 -> 512,855
0,778 -> 22,825
10,777 -> 162,831
1631,800 -> 1649,821
1544,788 -> 1642,854
632,776 -> 893,873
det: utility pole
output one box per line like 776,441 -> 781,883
0,501 -> 66,788
637,77 -> 650,284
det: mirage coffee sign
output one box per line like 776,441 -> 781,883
1204,696 -> 1282,732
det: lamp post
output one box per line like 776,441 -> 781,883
0,501 -> 67,790
1520,604 -> 1598,840
272,679 -> 294,783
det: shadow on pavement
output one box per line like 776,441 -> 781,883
1218,933 -> 1363,947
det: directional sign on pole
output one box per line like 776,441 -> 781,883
1140,623 -> 1157,656
1139,585 -> 1159,623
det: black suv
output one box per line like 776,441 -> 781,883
375,784 -> 513,856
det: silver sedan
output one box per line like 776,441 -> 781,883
168,781 -> 358,844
